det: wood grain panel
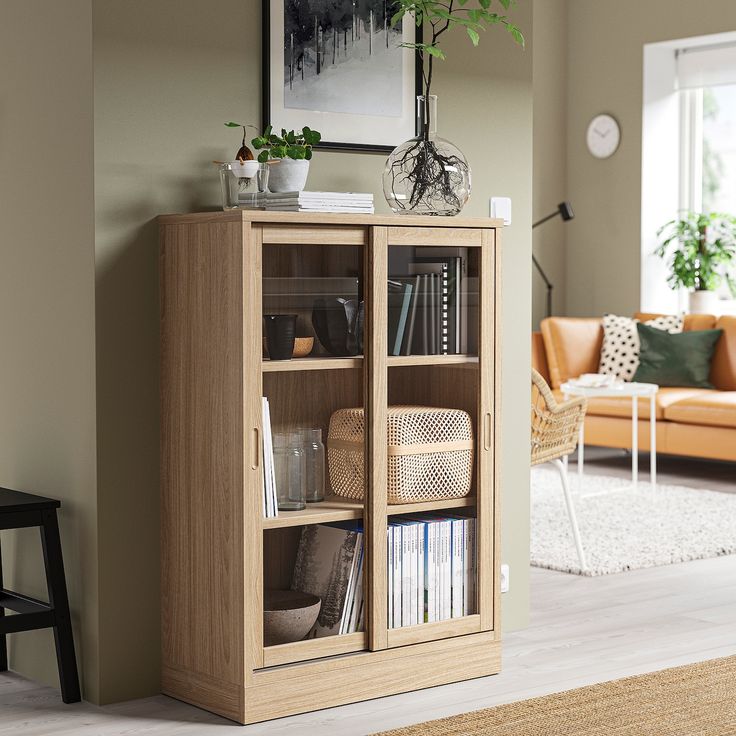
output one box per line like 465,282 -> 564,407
246,634 -> 500,723
161,665 -> 243,723
492,229 -> 503,635
262,224 -> 367,245
386,614 -> 482,648
262,632 -> 367,668
244,224 -> 264,680
158,211 -> 504,229
477,228 -> 496,631
366,227 -> 389,652
160,220 -> 245,720
387,226 -> 483,247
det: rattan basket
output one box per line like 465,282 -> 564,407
327,406 -> 474,504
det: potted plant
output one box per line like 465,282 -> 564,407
383,0 -> 524,215
655,211 -> 736,314
251,125 -> 322,193
224,122 -> 260,178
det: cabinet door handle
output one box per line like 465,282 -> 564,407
484,412 -> 492,451
252,427 -> 260,470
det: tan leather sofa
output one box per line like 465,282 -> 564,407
532,313 -> 736,462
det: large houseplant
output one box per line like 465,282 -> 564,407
655,211 -> 736,313
383,0 -> 524,215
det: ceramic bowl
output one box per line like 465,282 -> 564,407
292,336 -> 314,358
263,336 -> 314,359
263,589 -> 321,646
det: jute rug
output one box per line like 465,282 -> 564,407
531,468 -> 736,576
373,656 -> 736,735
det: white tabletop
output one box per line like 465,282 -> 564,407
560,380 -> 659,398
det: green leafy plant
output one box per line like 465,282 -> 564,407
655,211 -> 736,295
392,0 -> 524,108
251,125 -> 322,164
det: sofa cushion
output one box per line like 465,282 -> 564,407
553,387 -> 712,420
663,392 -> 736,428
599,313 -> 683,381
633,323 -> 723,388
540,317 -> 603,389
711,316 -> 736,391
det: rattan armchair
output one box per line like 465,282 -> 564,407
531,369 -> 588,570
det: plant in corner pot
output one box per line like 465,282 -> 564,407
654,211 -> 736,314
251,125 -> 322,193
383,0 -> 524,216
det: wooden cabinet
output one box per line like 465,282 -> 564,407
159,211 -> 503,724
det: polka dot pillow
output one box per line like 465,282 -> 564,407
599,314 -> 683,381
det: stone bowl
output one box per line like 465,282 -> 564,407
263,589 -> 321,646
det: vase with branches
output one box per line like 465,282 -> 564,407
382,0 -> 524,215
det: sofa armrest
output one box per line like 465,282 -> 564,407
532,332 -> 551,385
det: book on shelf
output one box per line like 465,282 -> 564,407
387,515 -> 476,628
261,397 -> 278,518
415,247 -> 471,354
291,522 -> 364,638
387,279 -> 414,356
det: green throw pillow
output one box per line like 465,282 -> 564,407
632,322 -> 723,388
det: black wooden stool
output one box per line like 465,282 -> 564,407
0,487 -> 80,703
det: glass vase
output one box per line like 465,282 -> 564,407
273,432 -> 306,511
301,428 -> 326,503
383,95 -> 471,216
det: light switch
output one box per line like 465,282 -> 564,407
490,197 -> 512,225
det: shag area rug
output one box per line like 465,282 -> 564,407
531,468 -> 736,576
373,656 -> 736,736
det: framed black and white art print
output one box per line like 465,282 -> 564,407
263,0 -> 422,153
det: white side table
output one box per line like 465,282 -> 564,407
560,380 -> 659,495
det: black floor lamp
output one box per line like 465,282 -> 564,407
532,202 -> 574,318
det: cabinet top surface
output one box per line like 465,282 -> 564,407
157,210 -> 503,229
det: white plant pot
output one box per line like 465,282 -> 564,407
230,160 -> 260,179
689,290 -> 718,315
267,158 -> 310,193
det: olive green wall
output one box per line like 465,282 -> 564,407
0,0 -> 100,702
565,0 -> 736,317
93,0 -> 533,702
532,0 -> 567,327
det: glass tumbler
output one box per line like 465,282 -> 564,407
273,432 -> 306,511
301,429 -> 326,503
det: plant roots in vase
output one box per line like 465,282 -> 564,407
383,96 -> 471,216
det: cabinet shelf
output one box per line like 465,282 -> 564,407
387,355 -> 478,368
262,356 -> 363,372
261,494 -> 476,529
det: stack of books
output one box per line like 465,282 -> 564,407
264,191 -> 374,214
388,248 -> 473,356
260,397 -> 278,518
291,522 -> 365,637
388,515 -> 476,628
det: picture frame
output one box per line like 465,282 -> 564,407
262,0 -> 423,154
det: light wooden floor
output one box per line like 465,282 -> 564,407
2,453 -> 734,735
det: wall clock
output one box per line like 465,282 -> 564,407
586,114 -> 621,159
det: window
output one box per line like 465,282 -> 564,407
678,45 -> 736,310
